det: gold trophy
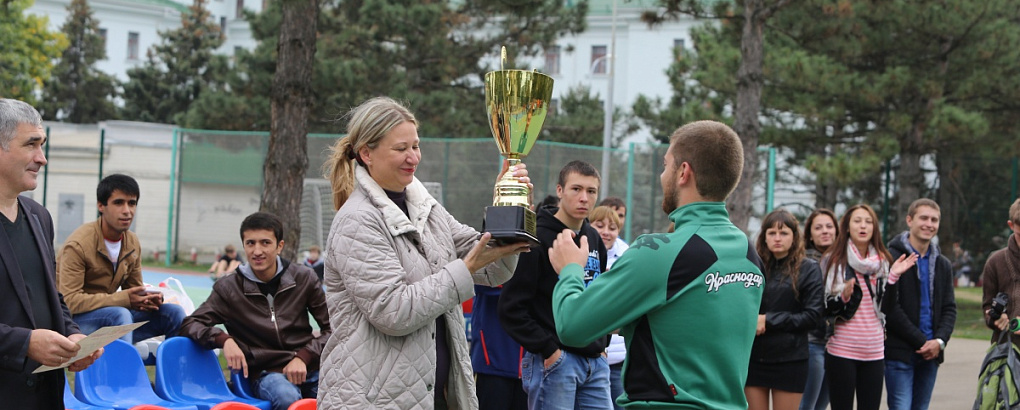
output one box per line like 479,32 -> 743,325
482,47 -> 554,247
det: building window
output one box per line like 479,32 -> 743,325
674,38 -> 686,57
98,28 -> 107,41
549,99 -> 559,116
544,46 -> 561,75
127,32 -> 139,60
591,45 -> 607,74
236,0 -> 244,18
220,16 -> 227,34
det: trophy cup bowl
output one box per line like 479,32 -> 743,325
482,69 -> 554,248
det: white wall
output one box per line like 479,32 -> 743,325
28,0 -> 260,83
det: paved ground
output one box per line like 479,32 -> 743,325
923,337 -> 987,410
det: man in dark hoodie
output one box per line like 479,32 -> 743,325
882,198 -> 956,410
498,160 -> 610,409
180,212 -> 330,410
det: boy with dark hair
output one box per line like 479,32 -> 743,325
181,212 -> 330,410
58,173 -> 184,345
499,160 -> 611,409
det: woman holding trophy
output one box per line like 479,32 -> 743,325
316,96 -> 532,409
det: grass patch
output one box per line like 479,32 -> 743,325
954,286 -> 991,341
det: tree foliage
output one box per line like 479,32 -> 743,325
0,0 -> 67,104
184,0 -> 588,137
642,0 -> 791,230
38,0 -> 118,123
121,0 -> 226,124
543,84 -> 637,146
638,0 -> 1020,242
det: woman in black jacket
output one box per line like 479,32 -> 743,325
746,209 -> 825,410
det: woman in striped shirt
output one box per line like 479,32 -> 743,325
822,204 -> 917,410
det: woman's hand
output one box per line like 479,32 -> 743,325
463,232 -> 531,273
498,161 -> 533,191
841,278 -> 855,301
888,253 -> 919,286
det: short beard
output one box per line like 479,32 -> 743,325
661,175 -> 678,215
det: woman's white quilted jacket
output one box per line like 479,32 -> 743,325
317,166 -> 518,409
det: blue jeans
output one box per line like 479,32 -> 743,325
885,355 -> 938,410
253,370 -> 319,410
609,362 -> 624,410
522,350 -> 613,410
800,342 -> 829,410
73,304 -> 185,343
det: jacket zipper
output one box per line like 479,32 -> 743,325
265,293 -> 284,347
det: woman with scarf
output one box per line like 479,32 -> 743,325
823,204 -> 917,410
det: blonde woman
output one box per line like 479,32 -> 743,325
590,205 -> 627,409
317,97 -> 531,409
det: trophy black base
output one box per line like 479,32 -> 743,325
482,206 -> 541,248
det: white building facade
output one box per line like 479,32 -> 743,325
28,0 -> 261,82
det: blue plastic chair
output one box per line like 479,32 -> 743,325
229,372 -> 258,401
74,339 -> 199,410
65,378 -> 113,410
155,337 -> 271,410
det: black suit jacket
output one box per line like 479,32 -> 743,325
0,196 -> 80,409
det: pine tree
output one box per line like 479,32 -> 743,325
38,0 -> 118,123
183,0 -> 588,136
0,0 -> 66,104
121,0 -> 226,124
543,84 -> 637,146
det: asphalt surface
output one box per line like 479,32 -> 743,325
911,337 -> 988,410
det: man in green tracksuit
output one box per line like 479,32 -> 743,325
548,120 -> 766,409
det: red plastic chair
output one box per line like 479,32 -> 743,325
128,406 -> 172,410
210,402 -> 261,410
287,398 -> 316,410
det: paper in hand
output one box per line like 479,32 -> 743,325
33,321 -> 147,373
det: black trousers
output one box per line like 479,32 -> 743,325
826,353 -> 884,410
475,373 -> 528,410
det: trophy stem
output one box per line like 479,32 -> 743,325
493,158 -> 530,207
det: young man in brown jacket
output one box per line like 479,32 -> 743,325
983,198 -> 1020,346
58,174 -> 185,344
180,212 -> 330,410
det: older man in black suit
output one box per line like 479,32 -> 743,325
0,98 -> 101,409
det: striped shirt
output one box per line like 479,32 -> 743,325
827,271 -> 885,361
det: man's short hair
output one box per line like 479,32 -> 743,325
1010,198 -> 1020,225
599,197 -> 625,210
240,212 -> 284,243
309,245 -> 321,253
557,160 -> 600,187
907,198 -> 940,218
0,99 -> 43,151
97,174 -> 140,205
667,121 -> 743,201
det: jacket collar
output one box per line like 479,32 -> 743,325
668,201 -> 731,228
237,257 -> 297,295
354,165 -> 437,237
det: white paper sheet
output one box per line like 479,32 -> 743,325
33,321 -> 148,373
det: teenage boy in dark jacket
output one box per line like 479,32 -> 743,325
498,160 -> 610,409
180,212 -> 331,410
882,198 -> 956,410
